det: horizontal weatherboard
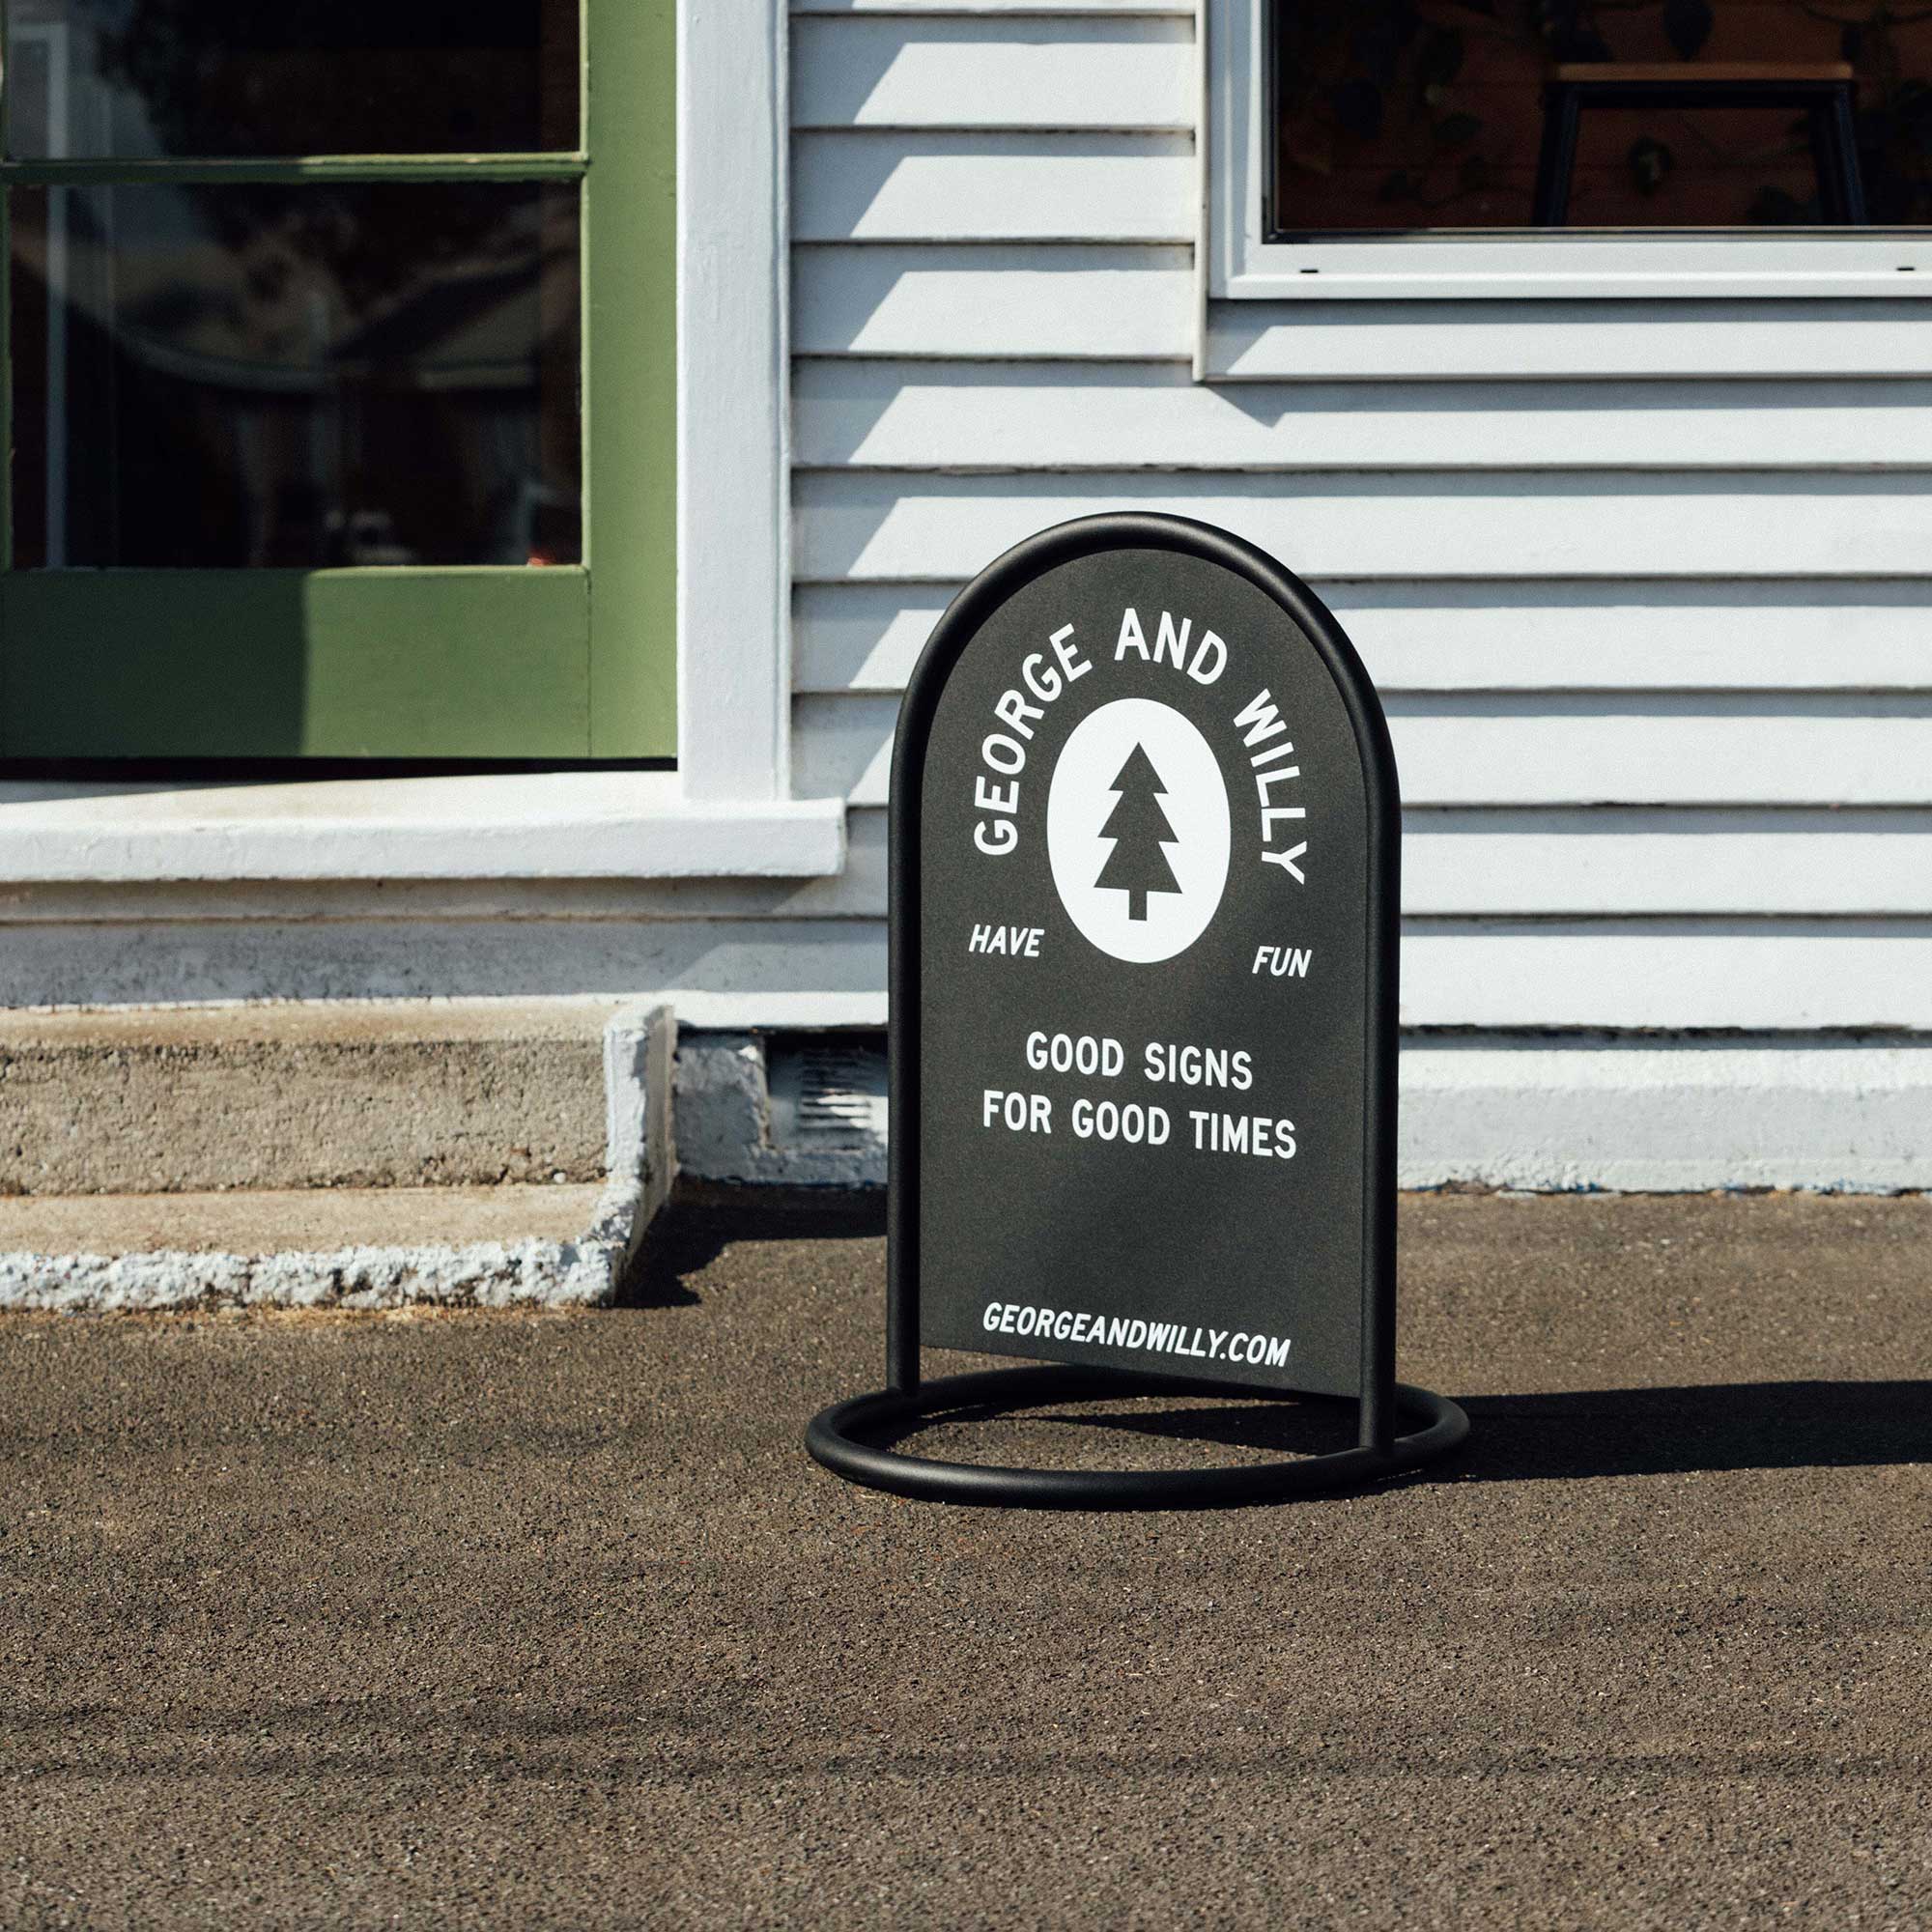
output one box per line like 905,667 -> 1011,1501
810,808 -> 1932,918
795,366 -> 1932,471
791,132 -> 1194,242
793,471 -> 1932,580
794,692 -> 1932,808
791,17 -> 1192,129
793,246 -> 1194,357
1399,926 -> 1932,1031
791,580 -> 1932,694
1405,815 -> 1932,917
792,267 -> 1932,380
1207,299 -> 1932,383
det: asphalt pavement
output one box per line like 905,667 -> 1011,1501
2,1191 -> 1928,1928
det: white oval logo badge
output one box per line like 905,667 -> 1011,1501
1046,697 -> 1231,964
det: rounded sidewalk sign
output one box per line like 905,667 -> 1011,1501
808,512 -> 1467,1507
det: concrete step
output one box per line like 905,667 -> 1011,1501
0,1183 -> 605,1255
0,1000 -> 625,1195
0,1180 -> 641,1312
0,1002 -> 676,1310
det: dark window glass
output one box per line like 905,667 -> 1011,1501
1566,103 -> 1827,227
6,0 -> 579,158
1273,0 -> 1932,232
9,183 -> 582,567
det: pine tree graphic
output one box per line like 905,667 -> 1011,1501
1094,743 -> 1182,921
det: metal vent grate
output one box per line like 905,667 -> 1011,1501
765,1033 -> 888,1151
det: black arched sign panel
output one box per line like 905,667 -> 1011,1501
809,515 -> 1465,1507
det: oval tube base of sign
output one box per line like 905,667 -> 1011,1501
808,1368 -> 1469,1511
807,512 -> 1468,1509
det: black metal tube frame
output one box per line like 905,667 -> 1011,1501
809,1367 -> 1468,1510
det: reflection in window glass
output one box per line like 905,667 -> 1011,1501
5,0 -> 579,158
1566,104 -> 1827,227
9,184 -> 582,567
1273,0 -> 1932,232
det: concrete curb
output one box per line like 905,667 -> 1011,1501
0,1005 -> 677,1314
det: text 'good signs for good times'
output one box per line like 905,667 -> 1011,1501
907,532 -> 1397,1400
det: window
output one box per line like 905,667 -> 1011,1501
0,0 -> 672,761
1210,0 -> 1932,299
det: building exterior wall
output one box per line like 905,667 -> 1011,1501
7,0 -> 1930,1188
782,0 -> 1932,1186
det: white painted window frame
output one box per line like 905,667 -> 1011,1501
676,0 -> 798,810
0,0 -> 843,887
1207,0 -> 1932,303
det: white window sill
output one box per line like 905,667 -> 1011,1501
0,772 -> 846,883
1214,241 -> 1932,306
1197,294 -> 1932,383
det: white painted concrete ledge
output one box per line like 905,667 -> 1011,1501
0,1006 -> 678,1313
0,775 -> 845,881
1401,1038 -> 1932,1193
669,1032 -> 1932,1196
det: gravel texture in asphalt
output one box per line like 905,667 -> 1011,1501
2,1191 -> 1928,1928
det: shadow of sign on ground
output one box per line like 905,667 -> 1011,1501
911,1378 -> 1931,1483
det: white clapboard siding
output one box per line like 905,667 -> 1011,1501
827,805 -> 1932,916
781,8 -> 1932,1074
792,263 -> 1932,376
1316,582 -> 1932,692
1401,927 -> 1932,1031
793,692 -> 1932,808
1404,813 -> 1932,916
1208,300 -> 1932,383
792,827 -> 1932,1030
795,585 -> 958,690
792,17 -> 1191,130
797,696 -> 899,804
833,807 -> 890,913
796,366 -> 1932,471
792,132 -> 1193,242
793,246 -> 1194,358
1391,704 -> 1932,808
794,471 -> 1932,581
793,580 -> 1932,694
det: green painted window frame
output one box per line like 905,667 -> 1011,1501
0,0 -> 674,761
